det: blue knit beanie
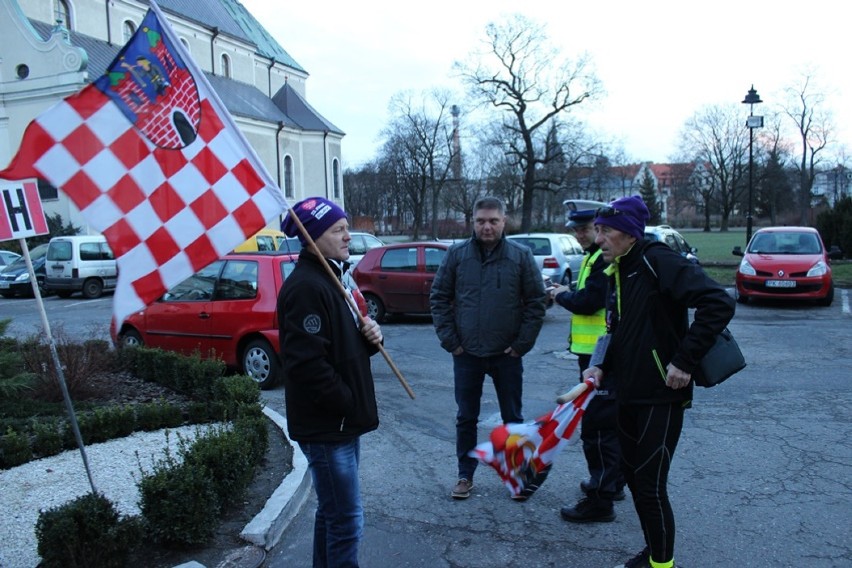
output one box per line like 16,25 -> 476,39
281,197 -> 347,244
593,195 -> 650,240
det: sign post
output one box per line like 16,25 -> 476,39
0,178 -> 97,494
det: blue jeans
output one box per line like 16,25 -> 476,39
299,439 -> 363,568
454,352 -> 524,481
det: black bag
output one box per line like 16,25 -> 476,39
641,247 -> 745,388
693,327 -> 746,387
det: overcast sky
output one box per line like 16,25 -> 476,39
241,0 -> 851,169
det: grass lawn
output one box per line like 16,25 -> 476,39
674,227 -> 852,287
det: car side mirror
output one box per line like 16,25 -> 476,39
732,246 -> 744,257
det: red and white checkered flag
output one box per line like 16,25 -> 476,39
470,379 -> 596,499
0,2 -> 287,325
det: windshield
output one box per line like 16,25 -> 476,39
748,232 -> 822,254
276,236 -> 302,254
6,244 -> 48,268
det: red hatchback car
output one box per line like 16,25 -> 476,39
352,242 -> 449,322
111,251 -> 297,388
733,226 -> 838,306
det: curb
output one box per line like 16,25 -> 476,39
239,405 -> 311,550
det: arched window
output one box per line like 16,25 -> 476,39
122,20 -> 136,43
54,0 -> 71,29
332,159 -> 341,198
220,53 -> 231,78
283,156 -> 294,199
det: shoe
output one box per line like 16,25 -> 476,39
451,478 -> 473,499
560,497 -> 616,523
580,480 -> 626,501
613,547 -> 650,568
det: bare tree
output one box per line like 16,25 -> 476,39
455,14 -> 601,231
677,104 -> 749,230
380,90 -> 458,239
783,72 -> 832,224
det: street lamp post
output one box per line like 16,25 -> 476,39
742,85 -> 763,246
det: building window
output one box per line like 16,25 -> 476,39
54,0 -> 71,29
332,159 -> 341,198
284,156 -> 294,199
220,53 -> 231,78
37,179 -> 59,201
179,37 -> 191,53
122,20 -> 136,43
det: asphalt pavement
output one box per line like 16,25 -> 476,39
261,291 -> 852,568
3,290 -> 851,567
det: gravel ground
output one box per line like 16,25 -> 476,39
0,424 -> 218,568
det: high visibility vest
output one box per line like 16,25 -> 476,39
570,249 -> 607,355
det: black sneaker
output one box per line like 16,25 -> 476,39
614,547 -> 650,568
560,497 -> 616,523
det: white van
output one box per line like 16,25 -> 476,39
45,235 -> 117,299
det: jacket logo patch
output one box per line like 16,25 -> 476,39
303,314 -> 322,334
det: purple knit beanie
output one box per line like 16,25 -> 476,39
281,197 -> 347,244
593,195 -> 650,240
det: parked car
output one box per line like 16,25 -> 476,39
347,231 -> 386,266
506,233 -> 585,287
232,228 -> 287,253
45,235 -> 117,299
0,250 -> 22,267
732,226 -> 838,306
111,251 -> 298,388
352,242 -> 449,321
644,225 -> 699,264
0,243 -> 49,298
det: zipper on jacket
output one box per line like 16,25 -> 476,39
652,349 -> 667,382
339,416 -> 346,432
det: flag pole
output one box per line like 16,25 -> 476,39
283,208 -> 415,399
18,238 -> 98,493
556,380 -> 591,404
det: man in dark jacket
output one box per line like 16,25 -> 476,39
550,208 -> 625,523
584,195 -> 735,568
430,196 -> 547,500
278,197 -> 384,568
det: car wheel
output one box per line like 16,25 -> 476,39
363,293 -> 386,322
119,329 -> 144,348
817,283 -> 834,307
82,278 -> 103,299
242,338 -> 280,390
56,290 -> 73,299
735,289 -> 748,304
560,270 -> 572,287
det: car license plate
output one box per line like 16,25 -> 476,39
766,280 -> 796,288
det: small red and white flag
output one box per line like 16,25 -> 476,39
470,379 -> 596,499
0,1 -> 287,325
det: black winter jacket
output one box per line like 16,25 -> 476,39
602,240 -> 735,405
430,235 -> 546,357
278,251 -> 379,443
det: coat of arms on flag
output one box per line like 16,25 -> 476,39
0,1 -> 287,325
470,379 -> 596,500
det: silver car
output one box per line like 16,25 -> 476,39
507,233 -> 585,287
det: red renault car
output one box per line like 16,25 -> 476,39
733,226 -> 838,306
111,251 -> 297,388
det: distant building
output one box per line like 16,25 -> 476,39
0,0 -> 345,233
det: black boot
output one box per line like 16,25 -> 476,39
560,497 -> 615,523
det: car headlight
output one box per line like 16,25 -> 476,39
738,259 -> 756,276
14,273 -> 31,282
807,260 -> 828,277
